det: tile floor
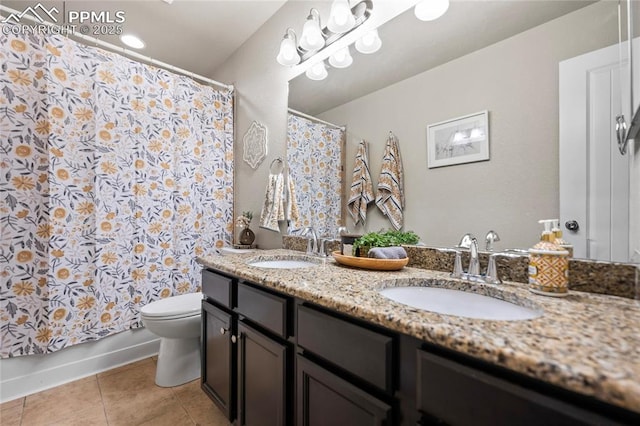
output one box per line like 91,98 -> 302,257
0,357 -> 231,426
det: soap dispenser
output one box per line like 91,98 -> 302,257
528,219 -> 569,297
552,219 -> 573,258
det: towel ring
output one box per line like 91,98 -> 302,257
269,157 -> 284,174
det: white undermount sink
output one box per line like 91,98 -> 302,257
379,286 -> 542,321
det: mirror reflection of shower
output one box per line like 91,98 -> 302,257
286,109 -> 346,237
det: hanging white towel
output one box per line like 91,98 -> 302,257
259,172 -> 285,232
285,171 -> 303,232
347,140 -> 374,226
375,133 -> 405,230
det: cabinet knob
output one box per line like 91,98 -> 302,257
231,335 -> 237,344
220,327 -> 228,335
565,220 -> 579,232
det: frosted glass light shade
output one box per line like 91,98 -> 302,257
276,31 -> 300,66
414,0 -> 450,21
355,29 -> 381,54
299,10 -> 325,52
306,61 -> 328,80
329,46 -> 353,68
327,0 -> 356,34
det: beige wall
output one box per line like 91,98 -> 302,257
319,1 -> 618,250
213,2 -> 314,249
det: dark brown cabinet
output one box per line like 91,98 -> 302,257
237,321 -> 290,426
296,354 -> 392,426
201,270 -> 292,425
201,267 -> 640,426
201,300 -> 235,420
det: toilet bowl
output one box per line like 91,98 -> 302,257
141,292 -> 203,387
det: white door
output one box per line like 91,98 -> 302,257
559,42 -> 630,262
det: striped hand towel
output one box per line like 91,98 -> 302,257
347,140 -> 374,226
375,133 -> 405,230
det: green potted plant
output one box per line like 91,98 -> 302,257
352,230 -> 419,257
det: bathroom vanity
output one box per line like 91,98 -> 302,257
198,250 -> 640,425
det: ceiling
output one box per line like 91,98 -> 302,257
289,0 -> 595,115
1,0 -> 288,78
1,0 -> 595,113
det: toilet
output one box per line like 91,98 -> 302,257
141,292 -> 203,387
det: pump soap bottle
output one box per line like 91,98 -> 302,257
528,219 -> 569,297
552,219 -> 573,258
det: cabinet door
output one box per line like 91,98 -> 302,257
201,301 -> 235,421
237,321 -> 289,426
297,355 -> 392,426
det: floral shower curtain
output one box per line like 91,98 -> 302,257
0,31 -> 234,357
286,113 -> 344,237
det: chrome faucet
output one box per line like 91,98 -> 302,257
457,233 -> 480,277
302,226 -> 319,256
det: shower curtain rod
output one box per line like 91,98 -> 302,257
0,5 -> 233,91
288,108 -> 345,131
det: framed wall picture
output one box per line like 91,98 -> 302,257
427,111 -> 489,168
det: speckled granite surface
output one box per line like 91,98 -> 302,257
283,236 -> 638,299
198,249 -> 640,414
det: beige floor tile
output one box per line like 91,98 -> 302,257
0,398 -> 24,426
173,380 -> 231,426
0,397 -> 24,410
100,358 -> 181,425
105,394 -> 191,426
21,376 -> 102,426
53,404 -> 108,426
97,357 -> 155,379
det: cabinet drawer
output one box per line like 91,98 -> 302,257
297,355 -> 391,426
417,349 -> 615,426
236,282 -> 289,338
202,269 -> 234,308
296,304 -> 394,393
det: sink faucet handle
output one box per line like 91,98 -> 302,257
451,250 -> 464,278
302,226 -> 318,255
485,230 -> 500,251
485,253 -> 502,284
318,237 -> 329,257
467,236 -> 480,276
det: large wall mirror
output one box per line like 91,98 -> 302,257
286,110 -> 346,237
288,0 -> 638,263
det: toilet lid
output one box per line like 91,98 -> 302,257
140,292 -> 203,318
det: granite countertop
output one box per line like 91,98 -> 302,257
197,249 -> 640,414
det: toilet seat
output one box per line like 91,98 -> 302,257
140,292 -> 202,320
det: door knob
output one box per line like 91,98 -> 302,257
565,220 -> 579,232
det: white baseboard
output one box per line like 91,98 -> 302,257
0,328 -> 160,403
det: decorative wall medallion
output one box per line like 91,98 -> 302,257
243,121 -> 268,169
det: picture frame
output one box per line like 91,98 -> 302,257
427,111 -> 490,168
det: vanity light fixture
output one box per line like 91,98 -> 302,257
305,61 -> 328,81
299,9 -> 325,52
120,34 -> 145,49
327,0 -> 356,34
328,46 -> 353,68
354,28 -> 381,54
414,0 -> 450,22
276,28 -> 301,66
276,1 -> 373,80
